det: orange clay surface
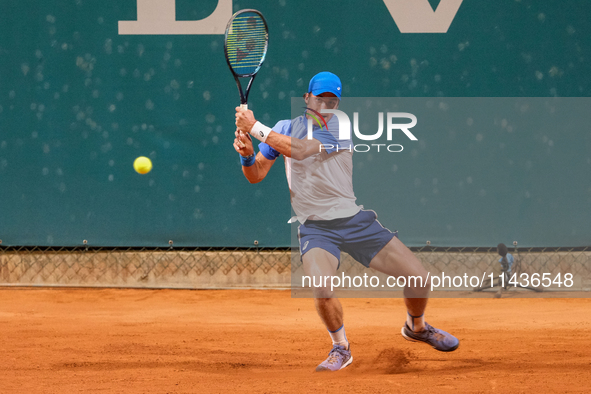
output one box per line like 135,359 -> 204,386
1,288 -> 590,393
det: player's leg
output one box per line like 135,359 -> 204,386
369,236 -> 430,327
370,236 -> 459,352
303,248 -> 343,331
302,248 -> 353,371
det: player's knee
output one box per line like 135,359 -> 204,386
404,285 -> 429,298
404,274 -> 430,298
313,286 -> 335,299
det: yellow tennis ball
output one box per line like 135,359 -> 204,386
133,156 -> 152,174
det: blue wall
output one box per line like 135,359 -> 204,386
0,0 -> 589,246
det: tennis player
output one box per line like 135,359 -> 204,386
233,72 -> 459,372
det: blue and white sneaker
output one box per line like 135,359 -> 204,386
401,322 -> 459,352
315,344 -> 353,372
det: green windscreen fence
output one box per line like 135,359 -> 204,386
0,0 -> 589,247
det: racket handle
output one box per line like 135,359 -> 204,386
238,103 -> 248,148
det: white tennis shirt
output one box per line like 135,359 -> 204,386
259,115 -> 362,223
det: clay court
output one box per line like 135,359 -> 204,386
1,288 -> 590,393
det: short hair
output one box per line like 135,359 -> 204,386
497,243 -> 508,257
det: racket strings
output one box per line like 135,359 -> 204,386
226,13 -> 268,76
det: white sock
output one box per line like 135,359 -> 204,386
328,324 -> 349,348
406,312 -> 425,332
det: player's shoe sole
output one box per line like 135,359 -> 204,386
401,323 -> 459,352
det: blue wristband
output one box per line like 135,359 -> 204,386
240,154 -> 256,167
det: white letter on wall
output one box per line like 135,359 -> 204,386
119,0 -> 232,35
382,0 -> 463,33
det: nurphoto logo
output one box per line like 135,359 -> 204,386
306,109 -> 418,153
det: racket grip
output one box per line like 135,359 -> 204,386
238,104 -> 248,148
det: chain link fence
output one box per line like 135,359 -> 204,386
0,243 -> 292,289
1,242 -> 590,292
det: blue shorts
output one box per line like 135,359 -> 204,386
298,209 -> 396,268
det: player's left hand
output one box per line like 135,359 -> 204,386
233,128 -> 254,156
235,107 -> 257,134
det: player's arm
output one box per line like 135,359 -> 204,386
235,107 -> 322,160
264,131 -> 322,161
233,129 -> 275,184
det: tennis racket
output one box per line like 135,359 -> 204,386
224,9 -> 269,147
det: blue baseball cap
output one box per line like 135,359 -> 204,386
308,72 -> 342,98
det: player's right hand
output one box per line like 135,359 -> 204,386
235,107 -> 256,134
233,129 -> 255,157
